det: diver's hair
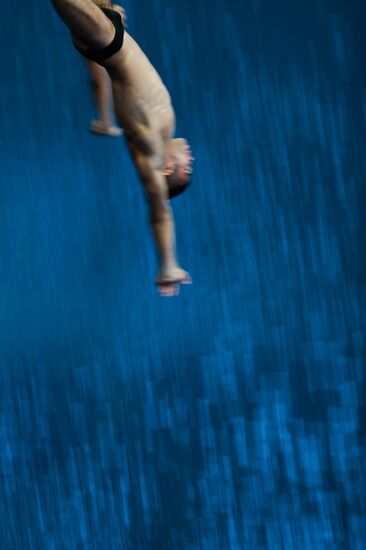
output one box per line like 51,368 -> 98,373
167,169 -> 191,199
168,183 -> 187,199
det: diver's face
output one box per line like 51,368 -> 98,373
176,165 -> 190,186
165,139 -> 194,198
170,139 -> 194,179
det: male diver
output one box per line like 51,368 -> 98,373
51,0 -> 193,297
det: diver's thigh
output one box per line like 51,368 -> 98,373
55,0 -> 114,50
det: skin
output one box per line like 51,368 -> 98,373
86,60 -> 122,136
51,0 -> 193,296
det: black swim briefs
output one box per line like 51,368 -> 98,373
74,8 -> 124,63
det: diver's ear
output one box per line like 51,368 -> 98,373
162,159 -> 175,176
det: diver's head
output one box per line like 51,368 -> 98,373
163,138 -> 194,199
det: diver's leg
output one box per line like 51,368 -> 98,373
51,0 -> 114,49
87,61 -> 122,136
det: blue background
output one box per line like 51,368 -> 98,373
0,0 -> 365,547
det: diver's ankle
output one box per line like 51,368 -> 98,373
159,261 -> 179,274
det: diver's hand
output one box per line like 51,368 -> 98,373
156,266 -> 192,297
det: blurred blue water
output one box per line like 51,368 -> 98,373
0,0 -> 365,547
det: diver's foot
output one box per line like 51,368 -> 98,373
90,120 -> 123,137
156,266 -> 192,297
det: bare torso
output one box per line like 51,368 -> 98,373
104,32 -> 175,157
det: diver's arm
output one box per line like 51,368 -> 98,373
132,150 -> 178,271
